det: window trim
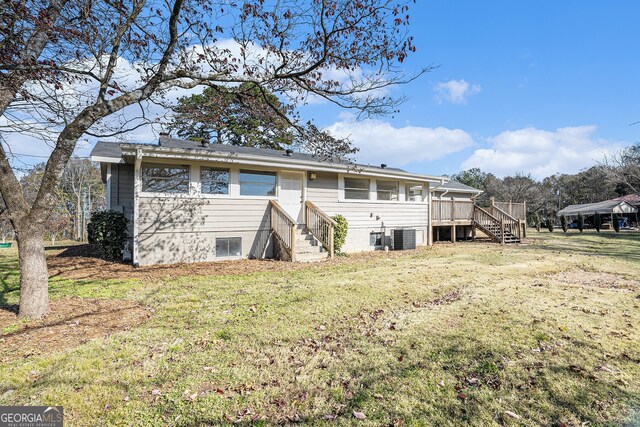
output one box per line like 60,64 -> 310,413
239,169 -> 278,198
140,162 -> 191,195
200,166 -> 231,196
405,182 -> 424,203
338,175 -> 428,204
343,176 -> 371,200
215,237 -> 243,258
376,180 -> 400,201
370,231 -> 384,247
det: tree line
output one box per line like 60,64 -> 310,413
451,143 -> 640,226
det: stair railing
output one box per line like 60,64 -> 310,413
270,200 -> 296,262
488,205 -> 521,240
473,205 -> 504,243
305,201 -> 336,258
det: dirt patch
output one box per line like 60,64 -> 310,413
0,298 -> 152,362
46,246 -> 427,282
548,270 -> 640,291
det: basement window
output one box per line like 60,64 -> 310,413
370,232 -> 383,247
216,237 -> 242,257
142,163 -> 190,193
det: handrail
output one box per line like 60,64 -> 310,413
305,201 -> 335,258
473,205 -> 504,244
270,200 -> 296,261
488,205 -> 520,239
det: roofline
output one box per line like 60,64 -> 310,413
98,143 -> 448,183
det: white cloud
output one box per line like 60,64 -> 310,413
325,119 -> 474,167
434,79 -> 481,104
461,125 -> 625,178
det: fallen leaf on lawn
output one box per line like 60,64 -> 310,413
373,393 -> 384,399
323,414 -> 337,420
151,389 -> 161,396
189,392 -> 198,401
438,380 -> 445,387
353,410 -> 366,420
457,392 -> 467,401
505,410 -> 521,420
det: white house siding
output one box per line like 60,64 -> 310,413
307,172 -> 430,252
136,196 -> 272,265
109,163 -> 135,245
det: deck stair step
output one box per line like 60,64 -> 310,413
293,224 -> 327,262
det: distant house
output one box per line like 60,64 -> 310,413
91,135 -> 519,266
611,194 -> 640,209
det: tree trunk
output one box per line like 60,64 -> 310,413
16,225 -> 49,319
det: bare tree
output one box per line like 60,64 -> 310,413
61,158 -> 104,241
0,0 -> 428,318
602,144 -> 640,194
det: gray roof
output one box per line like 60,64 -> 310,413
91,136 -> 407,173
557,200 -> 638,216
432,180 -> 483,194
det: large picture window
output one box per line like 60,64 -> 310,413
201,167 -> 229,195
216,237 -> 242,257
406,184 -> 423,202
239,170 -> 276,196
377,180 -> 399,201
344,177 -> 370,200
142,163 -> 189,193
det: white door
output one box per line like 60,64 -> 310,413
279,172 -> 303,223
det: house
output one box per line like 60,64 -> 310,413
91,135 -> 520,266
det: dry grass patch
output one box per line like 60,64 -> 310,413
0,298 -> 152,363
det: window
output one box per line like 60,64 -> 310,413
370,232 -> 383,247
216,237 -> 242,257
239,170 -> 276,196
201,167 -> 229,195
377,180 -> 399,201
142,163 -> 189,193
406,184 -> 423,202
344,177 -> 370,200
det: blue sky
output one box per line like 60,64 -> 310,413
304,0 -> 640,178
5,1 -> 639,179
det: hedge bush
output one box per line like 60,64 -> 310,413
613,213 -> 620,233
547,218 -> 554,232
594,212 -> 601,233
332,214 -> 348,254
560,215 -> 568,233
87,210 -> 129,261
577,213 -> 584,233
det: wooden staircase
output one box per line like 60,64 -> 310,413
473,205 -> 522,244
269,200 -> 335,262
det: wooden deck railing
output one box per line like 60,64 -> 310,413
305,201 -> 336,258
488,205 -> 521,240
493,201 -> 526,221
432,199 -> 475,222
269,200 -> 296,262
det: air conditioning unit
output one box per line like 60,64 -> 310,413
393,228 -> 416,250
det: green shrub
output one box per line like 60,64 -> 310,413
613,213 -> 620,233
534,212 -> 541,232
87,210 -> 129,261
560,215 -> 568,233
594,212 -> 601,233
332,214 -> 348,253
547,217 -> 554,232
577,213 -> 584,233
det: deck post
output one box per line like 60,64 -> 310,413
500,218 -> 505,244
451,224 -> 456,243
472,223 -> 476,240
329,224 -> 334,259
290,224 -> 296,262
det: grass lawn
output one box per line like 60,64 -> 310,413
1,231 -> 640,426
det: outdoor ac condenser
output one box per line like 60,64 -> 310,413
393,228 -> 417,250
